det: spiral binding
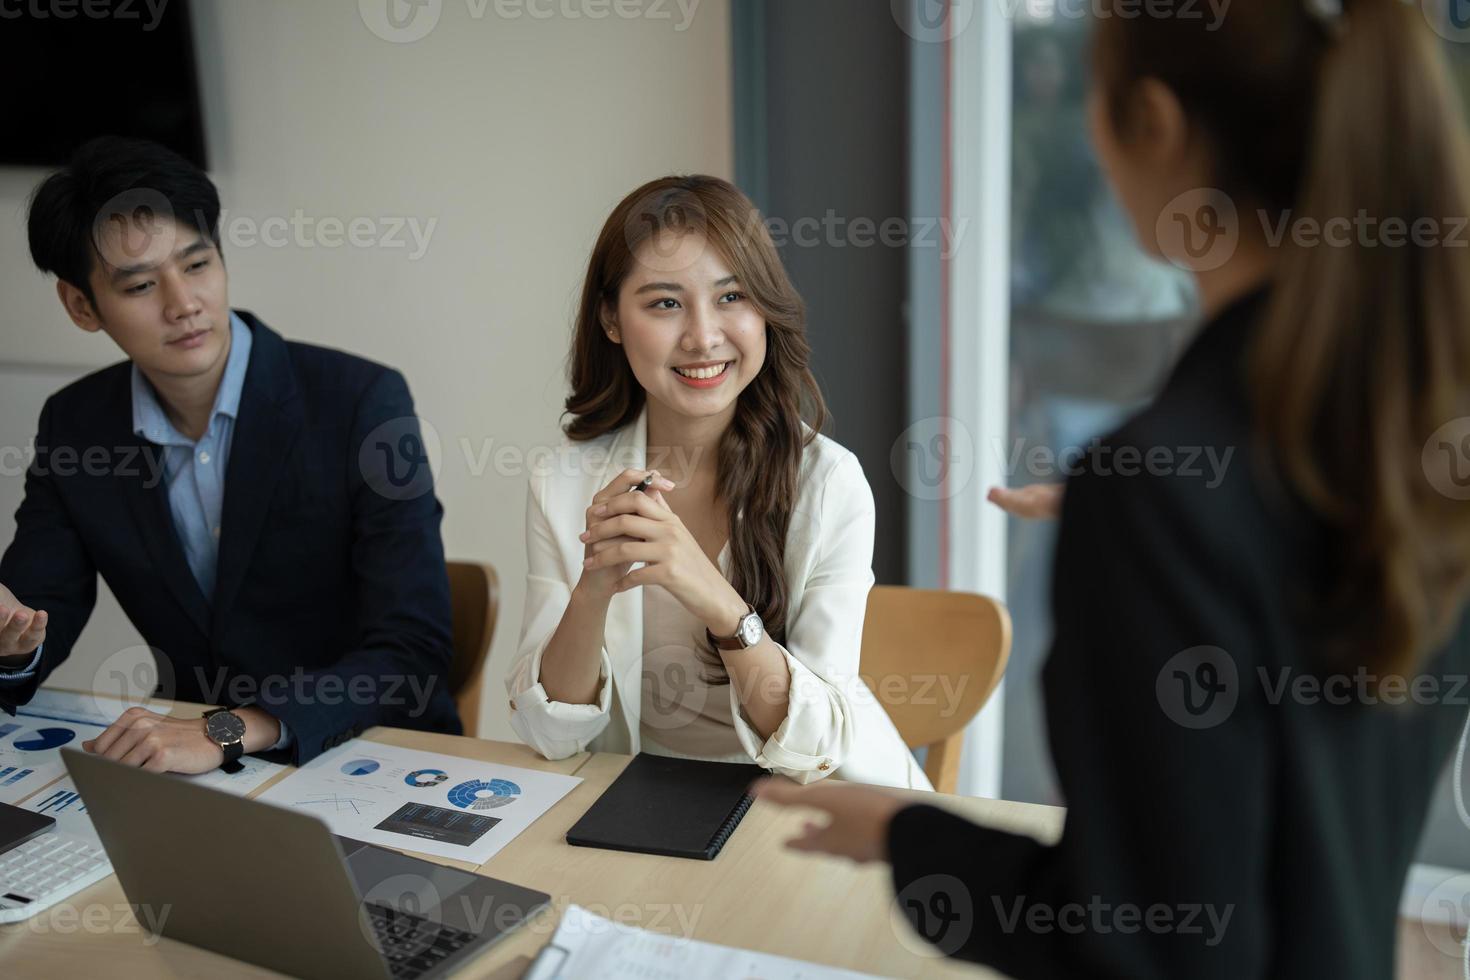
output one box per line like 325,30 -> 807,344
709,793 -> 755,856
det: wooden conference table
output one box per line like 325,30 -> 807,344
0,700 -> 1066,979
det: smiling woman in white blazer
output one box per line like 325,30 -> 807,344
506,176 -> 929,790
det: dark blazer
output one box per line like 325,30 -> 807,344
888,288 -> 1470,979
0,311 -> 462,762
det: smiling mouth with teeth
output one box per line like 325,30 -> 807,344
672,362 -> 732,381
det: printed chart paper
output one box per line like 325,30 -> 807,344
23,777 -> 102,844
255,739 -> 581,864
3,690 -> 284,806
183,755 -> 285,797
524,904 -> 892,980
0,695 -> 109,804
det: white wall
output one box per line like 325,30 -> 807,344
0,0 -> 733,740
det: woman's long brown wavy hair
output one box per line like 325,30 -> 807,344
1096,0 -> 1470,677
564,175 -> 828,680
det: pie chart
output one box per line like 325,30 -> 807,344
404,769 -> 448,787
14,728 -> 76,751
448,778 -> 520,810
340,759 -> 381,776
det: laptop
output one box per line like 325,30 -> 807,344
62,748 -> 551,980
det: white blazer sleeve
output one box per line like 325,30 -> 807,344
505,471 -> 614,760
728,452 -> 872,783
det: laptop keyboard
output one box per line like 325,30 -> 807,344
365,902 -> 477,978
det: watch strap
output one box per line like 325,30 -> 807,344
707,629 -> 743,652
219,741 -> 244,774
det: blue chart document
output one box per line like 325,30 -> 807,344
257,740 -> 581,864
0,690 -> 285,808
22,778 -> 99,842
525,905 -> 889,980
0,697 -> 106,804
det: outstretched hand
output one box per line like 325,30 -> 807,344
750,777 -> 911,864
0,582 -> 47,663
987,484 -> 1065,521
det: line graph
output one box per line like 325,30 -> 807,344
290,793 -> 377,815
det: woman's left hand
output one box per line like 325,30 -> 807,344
750,778 -> 910,864
580,488 -> 748,635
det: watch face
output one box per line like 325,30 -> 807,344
739,613 -> 764,648
207,711 -> 246,742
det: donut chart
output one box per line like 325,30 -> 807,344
405,769 -> 448,787
447,778 -> 521,810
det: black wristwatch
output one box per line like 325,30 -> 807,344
202,707 -> 246,774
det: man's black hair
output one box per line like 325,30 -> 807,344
27,135 -> 222,305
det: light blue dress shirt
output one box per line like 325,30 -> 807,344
3,313 -> 290,750
131,311 -> 253,601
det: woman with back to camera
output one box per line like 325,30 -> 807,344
756,2 -> 1470,977
506,175 -> 929,790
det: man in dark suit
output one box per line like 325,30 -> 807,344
0,136 -> 461,772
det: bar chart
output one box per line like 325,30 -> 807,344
0,766 -> 35,786
32,788 -> 88,815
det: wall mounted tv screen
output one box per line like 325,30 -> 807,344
0,0 -> 207,169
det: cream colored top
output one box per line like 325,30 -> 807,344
637,545 -> 751,763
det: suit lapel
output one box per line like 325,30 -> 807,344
122,438 -> 212,637
212,316 -> 303,623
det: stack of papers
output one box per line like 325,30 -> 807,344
524,904 -> 893,980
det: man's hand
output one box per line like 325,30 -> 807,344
83,705 -> 281,774
750,778 -> 911,864
0,582 -> 48,665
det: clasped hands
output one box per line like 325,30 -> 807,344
577,468 -> 749,638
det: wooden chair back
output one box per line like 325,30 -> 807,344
446,561 -> 499,737
859,586 -> 1012,793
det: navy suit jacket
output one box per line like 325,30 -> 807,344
0,311 -> 462,761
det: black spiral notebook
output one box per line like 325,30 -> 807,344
565,753 -> 762,861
